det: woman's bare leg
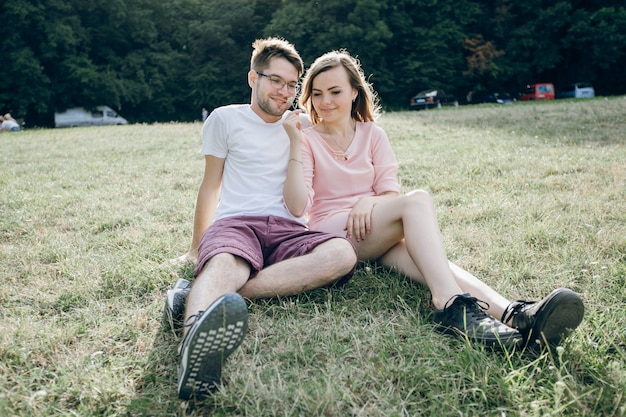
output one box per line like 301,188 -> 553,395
354,190 -> 464,310
355,190 -> 513,315
448,262 -> 511,321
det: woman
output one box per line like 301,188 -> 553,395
282,50 -> 584,350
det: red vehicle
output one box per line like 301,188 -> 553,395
519,83 -> 555,101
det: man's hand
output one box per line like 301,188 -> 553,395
167,251 -> 197,266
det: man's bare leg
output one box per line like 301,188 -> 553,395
183,238 -> 355,332
239,238 -> 356,299
183,252 -> 250,335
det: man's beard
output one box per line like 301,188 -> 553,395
256,90 -> 287,117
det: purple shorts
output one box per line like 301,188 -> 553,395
195,215 -> 353,281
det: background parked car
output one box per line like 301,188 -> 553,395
557,82 -> 595,99
519,83 -> 555,101
468,92 -> 516,105
54,105 -> 128,128
409,89 -> 459,110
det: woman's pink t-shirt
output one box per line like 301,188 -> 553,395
302,121 -> 400,234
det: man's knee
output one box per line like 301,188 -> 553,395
339,238 -> 358,270
319,238 -> 357,275
199,252 -> 249,277
324,238 -> 357,287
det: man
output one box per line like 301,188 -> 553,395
170,38 -> 357,401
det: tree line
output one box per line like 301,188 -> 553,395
1,0 -> 625,127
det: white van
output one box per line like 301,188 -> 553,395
557,82 -> 595,99
54,105 -> 128,128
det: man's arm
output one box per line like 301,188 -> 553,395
173,155 -> 224,264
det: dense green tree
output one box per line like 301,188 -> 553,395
269,0 -> 481,108
385,0 -> 483,105
268,0 -> 393,103
486,1 -> 626,94
1,1 -> 52,122
563,6 -> 626,93
182,0 -> 260,114
1,0 -> 624,125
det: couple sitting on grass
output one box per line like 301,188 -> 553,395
165,37 -> 584,402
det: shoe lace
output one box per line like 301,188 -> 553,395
445,294 -> 491,319
179,310 -> 205,348
183,310 -> 204,328
501,301 -> 531,325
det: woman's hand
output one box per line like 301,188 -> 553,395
282,109 -> 302,140
346,197 -> 376,242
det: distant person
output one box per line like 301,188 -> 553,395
1,113 -> 20,131
282,49 -> 584,351
167,38 -> 356,401
201,107 -> 208,122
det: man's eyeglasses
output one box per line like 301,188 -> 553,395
256,71 -> 299,92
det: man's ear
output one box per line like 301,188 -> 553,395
248,70 -> 257,88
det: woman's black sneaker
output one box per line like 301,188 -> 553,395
434,293 -> 523,351
502,288 -> 584,350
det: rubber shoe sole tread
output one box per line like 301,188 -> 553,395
519,288 -> 584,349
177,293 -> 248,401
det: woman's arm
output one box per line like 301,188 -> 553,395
282,110 -> 308,217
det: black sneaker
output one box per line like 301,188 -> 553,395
162,278 -> 191,333
433,293 -> 523,350
177,293 -> 248,401
501,288 -> 584,349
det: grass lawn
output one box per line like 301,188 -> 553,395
1,97 -> 624,416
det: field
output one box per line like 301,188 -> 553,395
1,98 -> 625,416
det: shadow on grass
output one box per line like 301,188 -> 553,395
124,262 -> 438,416
124,263 -> 202,416
125,261 -> 593,416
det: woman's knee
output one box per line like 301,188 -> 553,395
405,189 -> 433,211
406,188 -> 431,200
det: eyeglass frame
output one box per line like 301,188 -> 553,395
255,71 -> 299,92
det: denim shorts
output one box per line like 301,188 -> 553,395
195,215 -> 352,280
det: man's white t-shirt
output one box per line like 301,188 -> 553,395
201,104 -> 303,223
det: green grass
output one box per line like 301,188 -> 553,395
1,97 -> 625,416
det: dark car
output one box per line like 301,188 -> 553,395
409,89 -> 459,110
469,92 -> 516,105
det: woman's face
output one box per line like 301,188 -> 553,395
311,65 -> 356,123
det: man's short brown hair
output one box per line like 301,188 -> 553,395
250,38 -> 304,77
